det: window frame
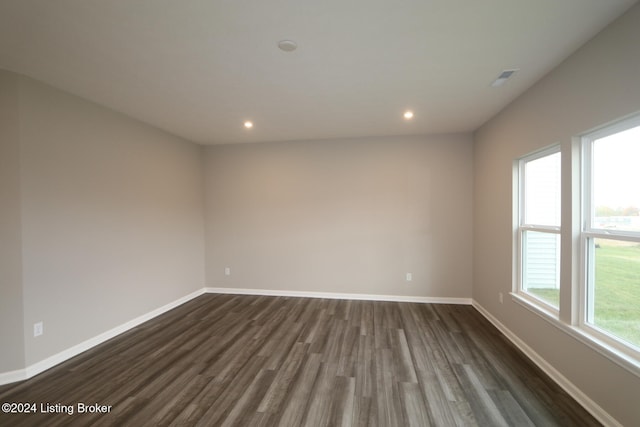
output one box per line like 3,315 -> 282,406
515,144 -> 562,315
580,114 -> 640,360
510,114 -> 640,377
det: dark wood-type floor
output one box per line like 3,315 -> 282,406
0,294 -> 600,426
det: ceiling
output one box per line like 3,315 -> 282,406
0,0 -> 636,145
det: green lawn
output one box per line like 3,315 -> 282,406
529,242 -> 640,349
528,288 -> 559,307
592,242 -> 640,348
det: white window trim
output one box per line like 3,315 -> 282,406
514,144 -> 561,316
510,115 -> 640,378
579,114 -> 640,363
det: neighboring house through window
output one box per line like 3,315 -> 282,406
516,145 -> 561,311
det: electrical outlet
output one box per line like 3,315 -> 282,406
406,273 -> 412,282
499,292 -> 504,304
34,321 -> 43,337
224,267 -> 231,276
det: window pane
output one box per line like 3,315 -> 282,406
592,125 -> 640,232
588,238 -> 640,349
522,230 -> 560,308
524,152 -> 561,226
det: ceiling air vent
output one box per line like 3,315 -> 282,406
490,69 -> 519,87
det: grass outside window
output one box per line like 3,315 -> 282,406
591,239 -> 640,348
529,239 -> 640,348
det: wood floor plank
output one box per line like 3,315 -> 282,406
399,382 -> 432,427
332,375 -> 356,427
276,352 -> 322,427
302,362 -> 338,427
375,348 -> 404,427
0,294 -> 602,426
455,363 -> 509,427
391,329 -> 418,383
416,368 -> 459,426
335,325 -> 359,378
195,355 -> 271,426
489,389 -> 537,427
219,368 -> 276,427
257,342 -> 308,414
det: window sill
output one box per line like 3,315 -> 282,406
511,292 -> 559,320
510,292 -> 640,377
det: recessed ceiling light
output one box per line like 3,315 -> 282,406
278,40 -> 298,52
244,121 -> 253,129
404,111 -> 414,120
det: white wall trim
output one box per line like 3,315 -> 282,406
472,300 -> 622,427
0,368 -> 28,386
0,287 -> 206,386
205,287 -> 472,305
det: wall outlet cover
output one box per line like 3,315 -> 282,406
34,322 -> 43,337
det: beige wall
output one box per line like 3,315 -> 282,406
204,134 -> 473,298
9,74 -> 206,366
474,4 -> 640,426
0,71 -> 25,373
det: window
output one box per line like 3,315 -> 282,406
516,146 -> 561,310
582,115 -> 640,356
511,114 -> 640,373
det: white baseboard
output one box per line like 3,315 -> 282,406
205,287 -> 472,305
471,300 -> 622,427
0,368 -> 28,386
0,288 -> 206,387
